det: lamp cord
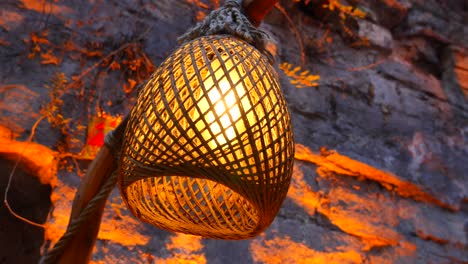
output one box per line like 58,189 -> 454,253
177,0 -> 274,63
40,116 -> 129,264
40,171 -> 119,264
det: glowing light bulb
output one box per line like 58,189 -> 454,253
195,57 -> 250,149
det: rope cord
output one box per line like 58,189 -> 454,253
40,117 -> 128,264
178,0 -> 274,63
40,170 -> 119,264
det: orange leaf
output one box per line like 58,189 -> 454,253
41,52 -> 62,65
109,61 -> 121,70
30,32 -> 49,45
85,50 -> 103,58
123,79 -> 137,94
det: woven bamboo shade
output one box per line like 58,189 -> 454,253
118,35 -> 294,239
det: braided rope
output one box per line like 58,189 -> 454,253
178,0 -> 274,62
40,170 -> 119,264
40,117 -> 128,263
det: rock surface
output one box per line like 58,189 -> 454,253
0,0 -> 467,263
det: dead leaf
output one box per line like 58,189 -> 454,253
41,52 -> 62,65
123,79 -> 137,94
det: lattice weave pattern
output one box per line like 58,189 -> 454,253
119,35 -> 294,239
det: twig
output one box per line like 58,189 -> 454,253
71,26 -> 153,95
275,3 -> 306,66
3,115 -> 47,229
75,42 -> 135,95
59,153 -> 85,177
346,57 -> 387,72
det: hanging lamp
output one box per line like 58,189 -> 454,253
119,33 -> 293,239
42,0 -> 294,263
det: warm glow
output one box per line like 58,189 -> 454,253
293,144 -> 445,207
250,235 -> 363,264
289,145 -> 421,251
0,125 -> 57,186
19,0 -> 73,16
195,57 -> 250,149
154,233 -> 206,264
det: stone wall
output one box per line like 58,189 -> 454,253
0,0 -> 466,263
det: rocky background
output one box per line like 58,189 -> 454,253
0,0 -> 467,263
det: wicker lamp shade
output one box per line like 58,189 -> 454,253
118,35 -> 294,239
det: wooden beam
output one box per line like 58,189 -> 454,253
243,0 -> 279,27
55,146 -> 116,264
